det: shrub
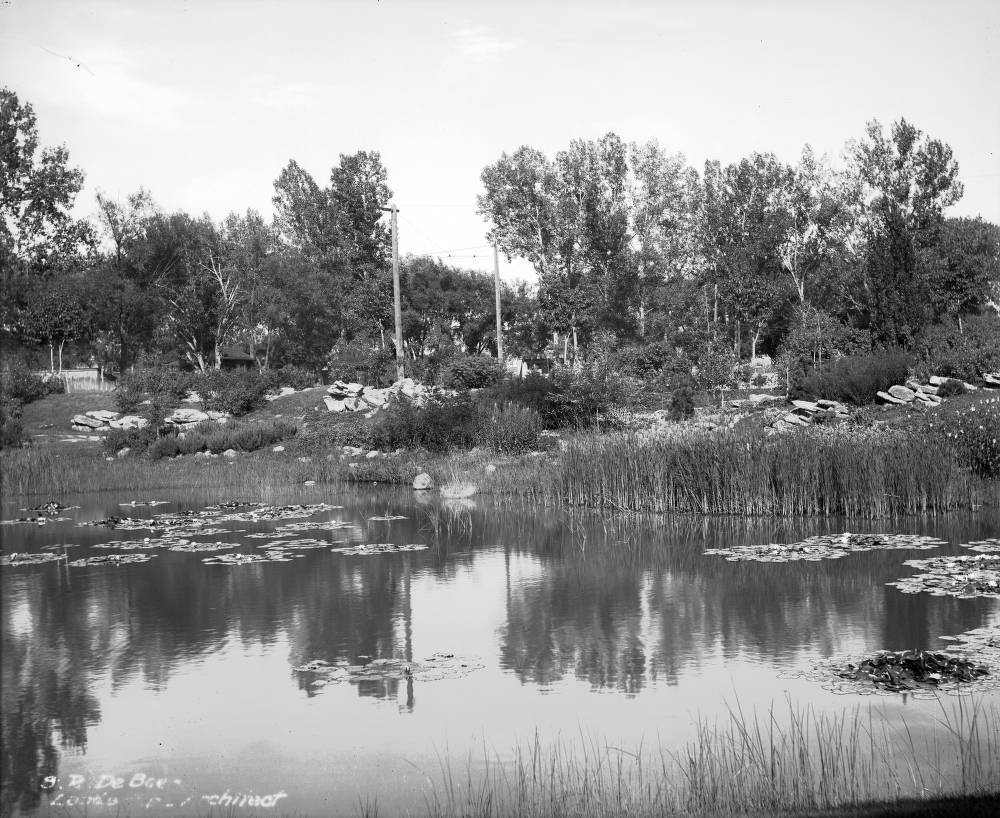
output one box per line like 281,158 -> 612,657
1,360 -> 65,404
296,413 -> 375,453
791,352 -> 912,405
0,399 -> 27,449
438,355 -> 503,389
476,402 -> 542,455
371,394 -> 478,452
142,419 -> 298,460
920,315 -> 1000,382
103,425 -> 157,455
200,370 -> 269,416
669,379 -> 696,420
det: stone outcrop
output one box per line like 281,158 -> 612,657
322,378 -> 440,415
770,399 -> 848,432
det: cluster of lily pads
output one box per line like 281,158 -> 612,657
888,554 -> 1000,598
293,652 -> 483,688
962,538 -> 1000,554
1,552 -> 67,567
703,533 -> 945,563
331,543 -> 429,557
68,553 -> 158,567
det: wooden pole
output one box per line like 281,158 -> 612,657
391,204 -> 404,381
493,243 -> 504,366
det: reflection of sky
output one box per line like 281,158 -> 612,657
2,489 -> 999,815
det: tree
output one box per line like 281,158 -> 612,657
775,145 -> 853,304
923,217 -> 1000,329
93,189 -> 158,371
849,118 -> 963,345
16,277 -> 92,371
1,87 -> 95,321
219,209 -> 276,366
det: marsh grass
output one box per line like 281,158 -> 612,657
424,697 -> 1000,818
549,428 -> 987,517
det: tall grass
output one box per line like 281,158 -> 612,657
424,697 -> 1000,817
550,427 -> 983,517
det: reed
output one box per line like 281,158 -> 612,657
545,427 -> 985,517
423,697 -> 1000,817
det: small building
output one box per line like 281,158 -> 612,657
218,346 -> 256,370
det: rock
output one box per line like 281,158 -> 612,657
791,399 -> 820,412
343,397 -> 363,411
983,373 -> 1000,387
888,385 -> 916,402
205,410 -> 229,421
272,445 -> 285,453
323,396 -> 346,412
110,415 -> 148,430
914,383 -> 939,395
877,391 -> 905,405
484,464 -> 497,475
266,386 -> 297,401
366,450 -> 380,459
222,449 -> 238,458
342,445 -> 364,457
303,480 -> 316,486
166,408 -> 209,424
116,447 -> 130,458
71,414 -> 105,429
363,388 -> 387,407
85,410 -> 119,422
181,391 -> 202,403
782,412 -> 809,426
412,472 -> 434,490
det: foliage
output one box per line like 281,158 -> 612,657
475,402 -> 543,455
143,419 -> 298,460
295,412 -> 375,454
924,217 -> 1000,321
918,315 -> 1000,382
792,352 -> 912,405
438,355 -> 503,389
920,396 -> 1000,479
200,369 -> 270,416
371,395 -> 479,452
669,378 -> 696,420
0,399 -> 27,449
0,360 -> 65,405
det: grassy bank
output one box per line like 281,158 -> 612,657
422,698 -> 1000,818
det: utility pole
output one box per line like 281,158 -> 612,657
493,242 -> 504,367
382,204 -> 405,381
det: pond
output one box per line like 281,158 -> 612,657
2,485 -> 999,816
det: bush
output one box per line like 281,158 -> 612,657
669,379 -> 696,420
262,365 -> 317,391
438,355 -> 503,389
143,419 -> 298,460
476,402 -> 542,455
1,360 -> 65,404
0,399 -> 27,449
791,352 -> 912,405
371,394 -> 478,452
920,315 -> 1000,382
296,413 -> 375,453
103,424 -> 157,455
200,370 -> 269,416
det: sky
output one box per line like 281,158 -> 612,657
3,0 -> 998,282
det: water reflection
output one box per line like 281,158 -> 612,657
1,491 -> 998,815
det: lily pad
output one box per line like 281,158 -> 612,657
704,532 -> 945,563
330,543 -> 428,556
888,554 -> 1000,598
962,538 -> 1000,554
168,541 -> 241,553
1,552 -> 67,567
293,652 -> 483,686
2,516 -> 72,525
69,553 -> 158,567
367,514 -> 408,522
21,501 -> 79,514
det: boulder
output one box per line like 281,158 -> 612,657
342,445 -> 365,457
166,408 -> 209,424
888,385 -> 916,402
782,413 -> 809,426
412,472 -> 434,490
272,445 -> 285,453
71,414 -> 105,429
85,410 -> 119,422
915,383 -> 939,395
791,399 -> 820,413
365,450 -> 380,459
109,414 -> 148,430
877,391 -> 905,405
116,447 -> 130,458
363,388 -> 387,408
205,410 -> 229,421
343,397 -> 363,411
983,373 -> 1000,387
222,449 -> 238,458
324,396 -> 346,413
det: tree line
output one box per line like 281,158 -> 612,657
2,85 -> 997,381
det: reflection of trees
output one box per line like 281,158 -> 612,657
492,508 -> 999,690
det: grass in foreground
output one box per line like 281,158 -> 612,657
422,697 -> 1000,818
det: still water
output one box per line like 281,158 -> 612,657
2,485 -> 998,816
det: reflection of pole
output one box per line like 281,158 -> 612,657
493,243 -> 504,365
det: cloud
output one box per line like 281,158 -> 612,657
455,27 -> 517,63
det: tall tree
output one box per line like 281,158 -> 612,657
849,118 -> 964,345
923,216 -> 1000,329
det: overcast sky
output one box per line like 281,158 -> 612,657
3,0 -> 998,281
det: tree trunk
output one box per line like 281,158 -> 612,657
58,339 -> 65,373
713,283 -> 719,324
958,313 -> 964,334
49,343 -> 55,372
